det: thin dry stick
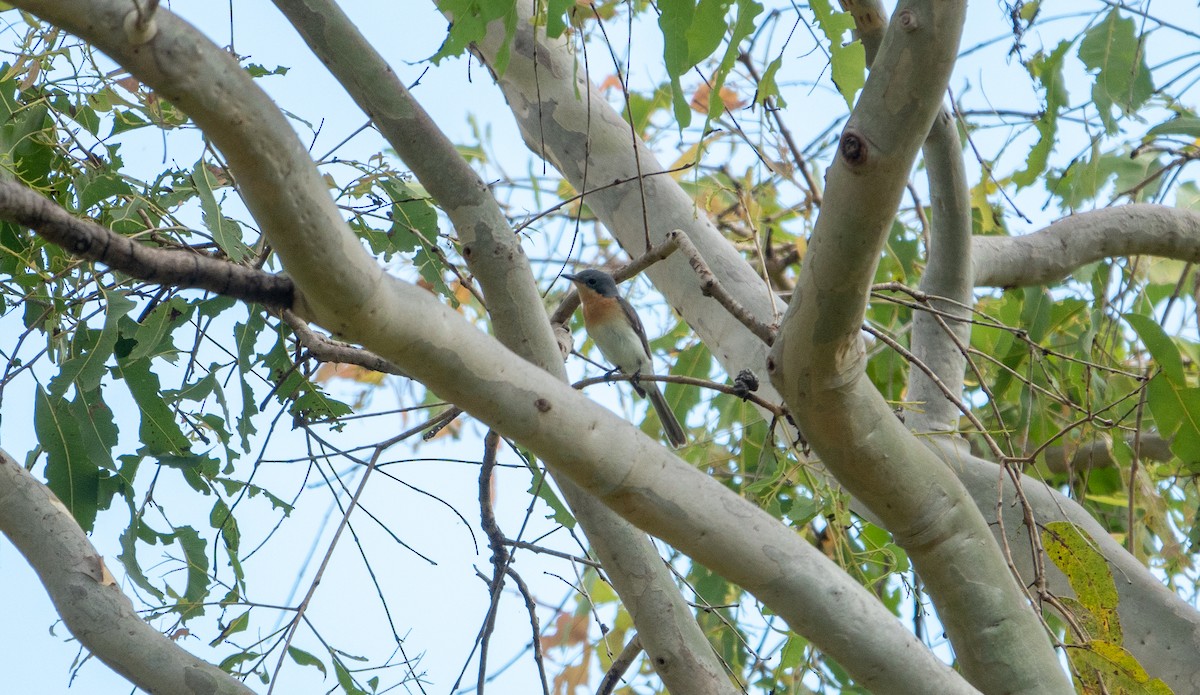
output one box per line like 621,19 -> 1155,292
266,415 -> 445,693
505,567 -> 551,695
502,539 -> 602,568
596,635 -> 644,695
1128,381 -> 1149,555
669,229 -> 779,345
574,372 -> 787,419
282,309 -> 406,375
476,430 -> 506,695
512,163 -> 694,235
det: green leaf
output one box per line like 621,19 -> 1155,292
333,656 -> 367,695
114,356 -> 192,455
244,63 -> 290,78
208,611 -> 250,647
217,650 -> 259,673
810,0 -> 864,109
118,514 -> 165,600
1015,41 -> 1071,188
233,310 -> 267,451
414,247 -> 454,304
1078,9 -> 1154,134
1071,640 -> 1173,694
526,455 -> 575,528
210,498 -> 240,553
36,386 -> 100,531
1124,313 -> 1183,382
122,296 -> 194,363
379,178 -> 436,258
754,56 -> 786,109
665,339 -> 709,419
170,525 -> 210,620
542,0 -> 575,38
68,387 -> 118,473
260,331 -> 353,422
158,452 -> 221,492
109,108 -> 150,136
1147,115 -> 1200,139
659,0 -> 738,128
49,291 -> 135,397
1042,522 -> 1121,642
433,0 -> 518,75
288,646 -> 328,675
1145,377 -> 1200,464
191,158 -> 250,262
703,0 -> 761,122
75,168 -> 134,210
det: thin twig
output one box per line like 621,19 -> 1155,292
670,229 -> 778,345
503,540 -> 602,568
596,634 -> 643,695
505,567 -> 551,695
476,430 -> 507,695
573,372 -> 787,419
281,309 -> 406,375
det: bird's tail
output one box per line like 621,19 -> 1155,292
644,381 -> 687,448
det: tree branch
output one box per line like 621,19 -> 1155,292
0,448 -> 253,695
973,204 -> 1200,288
768,0 -> 1070,690
270,2 -> 734,690
0,180 -> 293,308
931,438 -> 1200,694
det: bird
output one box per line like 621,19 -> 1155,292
562,269 -> 687,448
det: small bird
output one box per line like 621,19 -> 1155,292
562,269 -> 687,447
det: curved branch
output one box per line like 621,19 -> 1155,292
768,0 -> 1070,690
270,2 -> 734,690
931,439 -> 1200,693
0,180 -> 293,308
465,0 -> 780,407
974,205 -> 1200,288
847,0 -> 975,435
909,104 -> 974,434
0,449 -> 253,695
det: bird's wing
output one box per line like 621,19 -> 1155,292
618,296 -> 652,358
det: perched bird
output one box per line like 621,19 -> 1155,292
562,269 -> 687,447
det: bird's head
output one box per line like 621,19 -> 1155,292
562,269 -> 620,298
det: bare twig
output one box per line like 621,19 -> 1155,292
671,230 -> 778,345
596,634 -> 643,695
502,540 -> 602,568
574,372 -> 787,420
505,567 -> 551,695
476,431 -> 507,695
0,179 -> 294,307
281,309 -> 406,375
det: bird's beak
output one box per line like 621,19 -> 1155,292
561,272 -> 579,282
